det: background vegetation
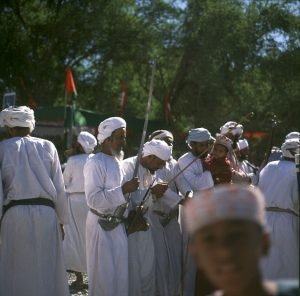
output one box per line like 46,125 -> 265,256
0,0 -> 299,161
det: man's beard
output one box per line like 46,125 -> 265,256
111,148 -> 124,161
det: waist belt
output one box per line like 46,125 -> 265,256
265,207 -> 299,217
153,209 -> 178,227
90,208 -> 124,231
2,198 -> 55,218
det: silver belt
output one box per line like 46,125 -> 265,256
90,208 -> 124,231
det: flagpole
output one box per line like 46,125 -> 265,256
64,65 -> 77,149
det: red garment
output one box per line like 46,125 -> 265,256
203,155 -> 232,185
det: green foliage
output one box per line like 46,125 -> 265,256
0,0 -> 299,145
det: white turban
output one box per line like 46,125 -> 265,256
0,106 -> 35,133
220,121 -> 243,136
184,184 -> 266,236
186,128 -> 214,146
143,139 -> 172,161
281,138 -> 300,159
285,131 -> 299,141
97,117 -> 126,144
78,131 -> 97,154
237,138 -> 249,151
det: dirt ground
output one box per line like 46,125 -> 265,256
67,272 -> 88,295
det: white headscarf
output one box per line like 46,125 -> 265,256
237,138 -> 249,151
77,131 -> 97,154
285,131 -> 299,141
186,128 -> 214,147
0,106 -> 35,133
281,138 -> 300,159
184,184 -> 266,236
97,117 -> 126,144
220,121 -> 243,137
143,139 -> 172,161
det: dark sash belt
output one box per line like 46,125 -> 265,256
265,207 -> 299,217
2,198 -> 55,218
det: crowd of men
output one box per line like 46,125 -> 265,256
0,105 -> 299,296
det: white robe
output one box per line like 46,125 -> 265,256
177,151 -> 214,296
63,153 -> 92,273
122,156 -> 156,296
0,136 -> 69,296
84,152 -> 128,296
259,160 -> 299,280
150,158 -> 191,296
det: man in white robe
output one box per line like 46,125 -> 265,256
236,138 -> 259,185
148,130 -> 192,296
122,139 -> 172,296
63,131 -> 97,289
84,117 -> 139,296
220,121 -> 251,183
0,106 -> 70,296
259,138 -> 299,280
177,128 -> 215,296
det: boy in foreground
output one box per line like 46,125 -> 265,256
184,184 -> 299,296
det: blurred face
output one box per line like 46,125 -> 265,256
189,220 -> 269,295
109,128 -> 126,159
238,147 -> 249,160
212,144 -> 228,159
142,155 -> 166,172
161,136 -> 173,147
190,141 -> 211,158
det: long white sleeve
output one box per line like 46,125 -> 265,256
84,153 -> 126,213
177,152 -> 214,192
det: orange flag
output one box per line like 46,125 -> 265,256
65,66 -> 77,96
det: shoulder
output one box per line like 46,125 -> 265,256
121,156 -> 136,168
276,279 -> 299,296
178,152 -> 193,163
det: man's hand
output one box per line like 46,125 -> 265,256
122,178 -> 140,194
151,182 -> 168,198
232,170 -> 251,184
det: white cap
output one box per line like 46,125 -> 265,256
186,128 -> 214,147
184,184 -> 266,235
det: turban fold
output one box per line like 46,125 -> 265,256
0,106 -> 35,133
184,184 -> 266,235
186,128 -> 213,146
281,139 -> 300,159
220,121 -> 243,136
285,131 -> 299,141
214,133 -> 233,151
237,139 -> 249,151
143,139 -> 172,161
78,131 -> 97,154
97,117 -> 126,144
